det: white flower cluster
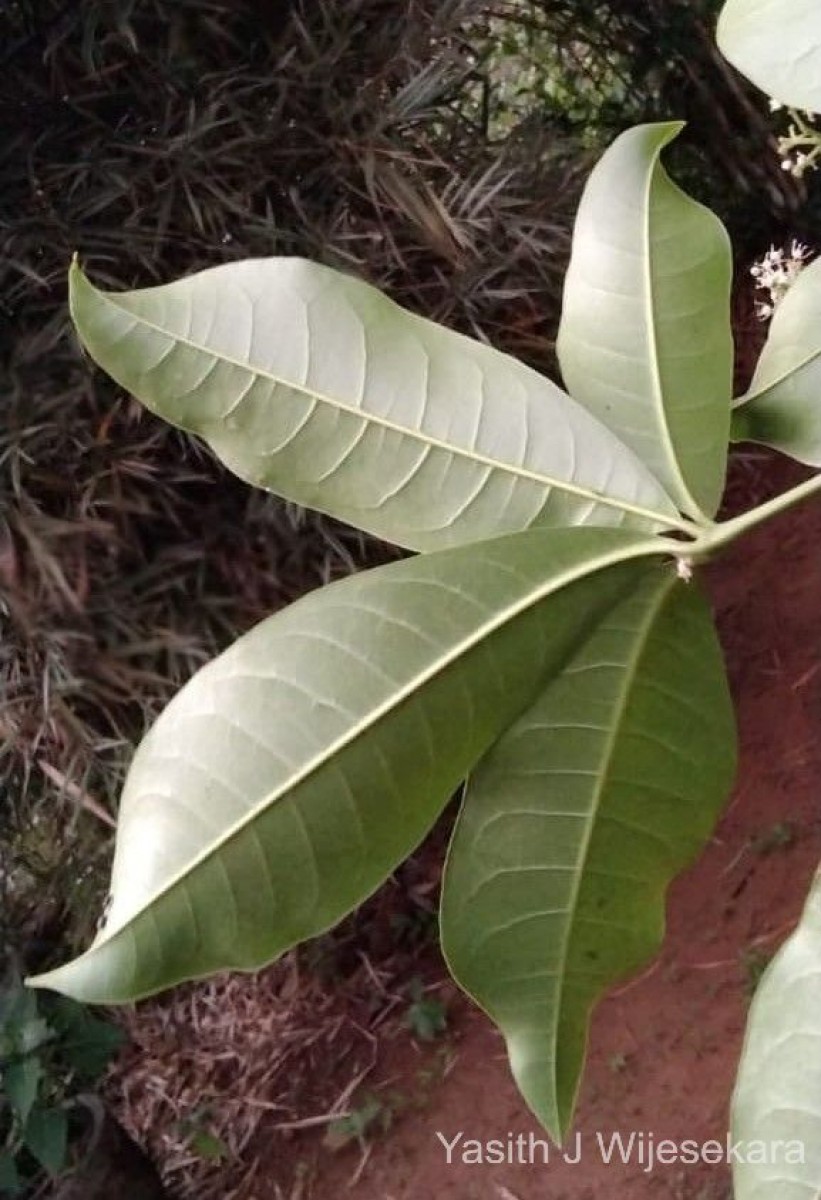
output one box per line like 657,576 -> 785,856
780,149 -> 815,178
770,101 -> 821,178
750,241 -> 811,320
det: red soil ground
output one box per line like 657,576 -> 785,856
248,453 -> 821,1200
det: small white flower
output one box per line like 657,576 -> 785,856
769,98 -> 783,112
751,240 -> 814,320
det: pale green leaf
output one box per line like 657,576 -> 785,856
441,569 -> 736,1141
28,527 -> 666,1004
732,258 -> 821,465
556,123 -> 733,520
68,259 -> 680,553
732,866 -> 821,1200
717,0 -> 821,112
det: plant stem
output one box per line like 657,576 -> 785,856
689,470 -> 821,559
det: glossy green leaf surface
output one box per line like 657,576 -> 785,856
441,569 -> 736,1141
732,867 -> 821,1199
718,0 -> 821,112
732,258 -> 821,466
556,123 -> 733,520
69,260 -> 680,554
29,527 -> 665,1004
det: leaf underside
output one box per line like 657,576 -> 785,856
441,569 -> 736,1141
717,0 -> 821,112
557,122 -> 733,520
732,257 -> 821,466
732,867 -> 821,1199
69,259 -> 679,554
29,527 -> 666,1004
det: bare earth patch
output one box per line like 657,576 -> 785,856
260,456 -> 821,1200
106,453 -> 821,1200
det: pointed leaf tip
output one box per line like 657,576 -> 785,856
733,256 -> 821,466
442,569 -> 736,1138
28,528 -> 668,1005
68,257 -> 679,553
557,121 -> 732,521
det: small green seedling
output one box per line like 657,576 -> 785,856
0,967 -> 123,1194
404,979 -> 448,1043
324,1095 -> 389,1152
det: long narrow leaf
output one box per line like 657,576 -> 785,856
69,259 -> 680,553
732,867 -> 821,1199
29,527 -> 666,1004
732,258 -> 821,466
441,569 -> 736,1141
557,123 -> 733,520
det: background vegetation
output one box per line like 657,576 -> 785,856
1,1 -> 815,1194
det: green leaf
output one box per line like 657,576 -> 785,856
24,1107 -> 67,1176
0,1153 -> 21,1196
68,259 -> 681,553
3,1058 -> 41,1127
556,123 -> 733,521
441,569 -> 736,1141
732,258 -> 821,466
731,866 -> 821,1200
405,979 -> 448,1042
325,1096 -> 385,1150
28,527 -> 665,1004
47,997 -> 125,1080
0,976 -> 51,1062
187,1130 -> 228,1162
717,0 -> 821,112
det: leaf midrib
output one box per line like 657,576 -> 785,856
641,152 -> 704,521
550,570 -> 675,1130
98,285 -> 681,531
97,540 -> 665,955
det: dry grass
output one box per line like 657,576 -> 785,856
104,826 -> 449,1199
1,4 -> 582,1193
1,0 -> 585,953
107,960 -> 346,1198
108,959 -> 389,1199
